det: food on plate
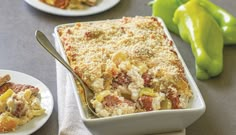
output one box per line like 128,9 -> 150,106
40,0 -> 97,9
150,0 -> 236,45
0,74 -> 45,132
0,74 -> 10,87
173,0 -> 223,80
58,16 -> 193,117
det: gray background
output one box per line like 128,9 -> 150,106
0,0 -> 236,135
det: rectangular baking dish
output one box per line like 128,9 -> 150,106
54,17 -> 206,135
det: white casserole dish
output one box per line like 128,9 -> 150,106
54,17 -> 206,135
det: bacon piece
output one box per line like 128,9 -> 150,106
138,96 -> 153,111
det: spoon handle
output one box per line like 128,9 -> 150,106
35,30 -> 98,117
35,31 -> 77,78
35,30 -> 87,87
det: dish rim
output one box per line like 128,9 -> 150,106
53,17 -> 206,122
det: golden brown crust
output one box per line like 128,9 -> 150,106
58,16 -> 193,116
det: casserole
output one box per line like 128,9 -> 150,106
54,16 -> 205,134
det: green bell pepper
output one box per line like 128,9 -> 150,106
139,87 -> 156,97
198,0 -> 236,45
173,0 -> 224,80
150,0 -> 236,45
150,0 -> 188,34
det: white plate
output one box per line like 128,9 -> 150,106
0,69 -> 54,135
24,0 -> 120,16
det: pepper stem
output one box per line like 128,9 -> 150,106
148,0 -> 154,6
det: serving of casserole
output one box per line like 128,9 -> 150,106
54,16 -> 205,134
0,74 -> 45,132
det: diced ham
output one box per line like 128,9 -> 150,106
11,84 -> 39,95
0,83 -> 13,95
54,0 -> 70,9
167,92 -> 180,109
0,74 -> 10,87
138,96 -> 153,111
142,73 -> 152,87
102,95 -> 121,107
0,82 -> 39,95
112,72 -> 131,88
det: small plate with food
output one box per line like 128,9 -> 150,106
0,69 -> 53,135
24,0 -> 120,16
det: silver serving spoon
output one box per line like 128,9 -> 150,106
35,30 -> 98,118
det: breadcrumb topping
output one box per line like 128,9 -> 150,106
58,16 -> 193,117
